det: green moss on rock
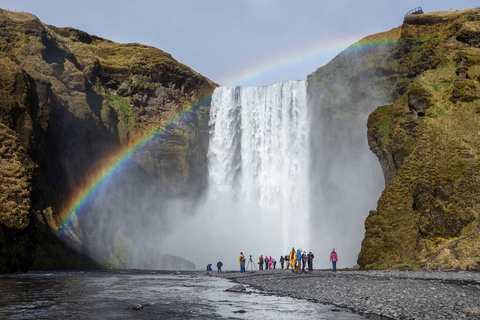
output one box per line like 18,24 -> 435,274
359,8 -> 480,270
0,8 -> 217,272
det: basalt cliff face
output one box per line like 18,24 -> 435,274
358,8 -> 480,270
0,9 -> 216,272
308,8 -> 480,271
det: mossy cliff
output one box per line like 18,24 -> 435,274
0,9 -> 216,272
357,8 -> 480,270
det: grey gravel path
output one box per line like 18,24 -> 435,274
218,269 -> 480,319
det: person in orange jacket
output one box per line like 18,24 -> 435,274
289,247 -> 296,271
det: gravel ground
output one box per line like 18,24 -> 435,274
218,269 -> 480,319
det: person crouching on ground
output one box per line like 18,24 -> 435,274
239,252 -> 246,273
330,248 -> 338,271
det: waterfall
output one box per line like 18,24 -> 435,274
158,78 -> 385,270
158,81 -> 310,270
208,81 -> 310,249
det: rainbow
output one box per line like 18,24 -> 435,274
56,94 -> 212,234
223,29 -> 400,87
223,35 -> 360,86
57,31 -> 399,234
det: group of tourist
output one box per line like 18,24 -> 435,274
208,248 -> 338,273
236,248 -> 338,273
257,255 -> 277,270
276,248 -> 315,272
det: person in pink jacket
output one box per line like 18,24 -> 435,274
330,248 -> 338,271
269,256 -> 276,269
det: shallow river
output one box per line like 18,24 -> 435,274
0,270 -> 366,319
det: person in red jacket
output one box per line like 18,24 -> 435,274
330,248 -> 338,271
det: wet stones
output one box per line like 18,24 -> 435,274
225,284 -> 246,292
221,269 -> 480,320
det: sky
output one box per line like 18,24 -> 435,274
2,0 -> 479,86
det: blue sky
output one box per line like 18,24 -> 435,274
2,1 -> 479,86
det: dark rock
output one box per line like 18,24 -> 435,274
455,66 -> 469,79
233,310 -> 246,313
225,284 -> 246,292
408,86 -> 430,118
132,304 -> 142,310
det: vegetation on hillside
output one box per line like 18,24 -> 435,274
358,8 -> 480,270
0,8 -> 216,271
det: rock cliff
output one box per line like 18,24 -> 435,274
308,7 -> 480,271
358,8 -> 480,270
0,9 -> 216,271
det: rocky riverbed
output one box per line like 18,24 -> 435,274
219,269 -> 480,319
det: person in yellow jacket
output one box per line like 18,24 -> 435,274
238,252 -> 246,273
289,248 -> 296,271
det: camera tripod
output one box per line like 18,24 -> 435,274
246,255 -> 257,271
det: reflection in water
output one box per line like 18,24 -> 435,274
0,270 -> 365,319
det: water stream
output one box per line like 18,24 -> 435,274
0,270 -> 365,319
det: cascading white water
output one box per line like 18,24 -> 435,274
158,81 -> 310,270
208,81 -> 310,249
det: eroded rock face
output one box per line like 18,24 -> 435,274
455,66 -> 469,79
0,9 -> 216,271
413,182 -> 475,238
0,124 -> 37,272
456,26 -> 480,47
408,93 -> 428,117
360,8 -> 480,270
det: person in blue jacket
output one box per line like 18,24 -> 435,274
296,248 -> 302,272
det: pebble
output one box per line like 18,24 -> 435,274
220,269 -> 480,319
